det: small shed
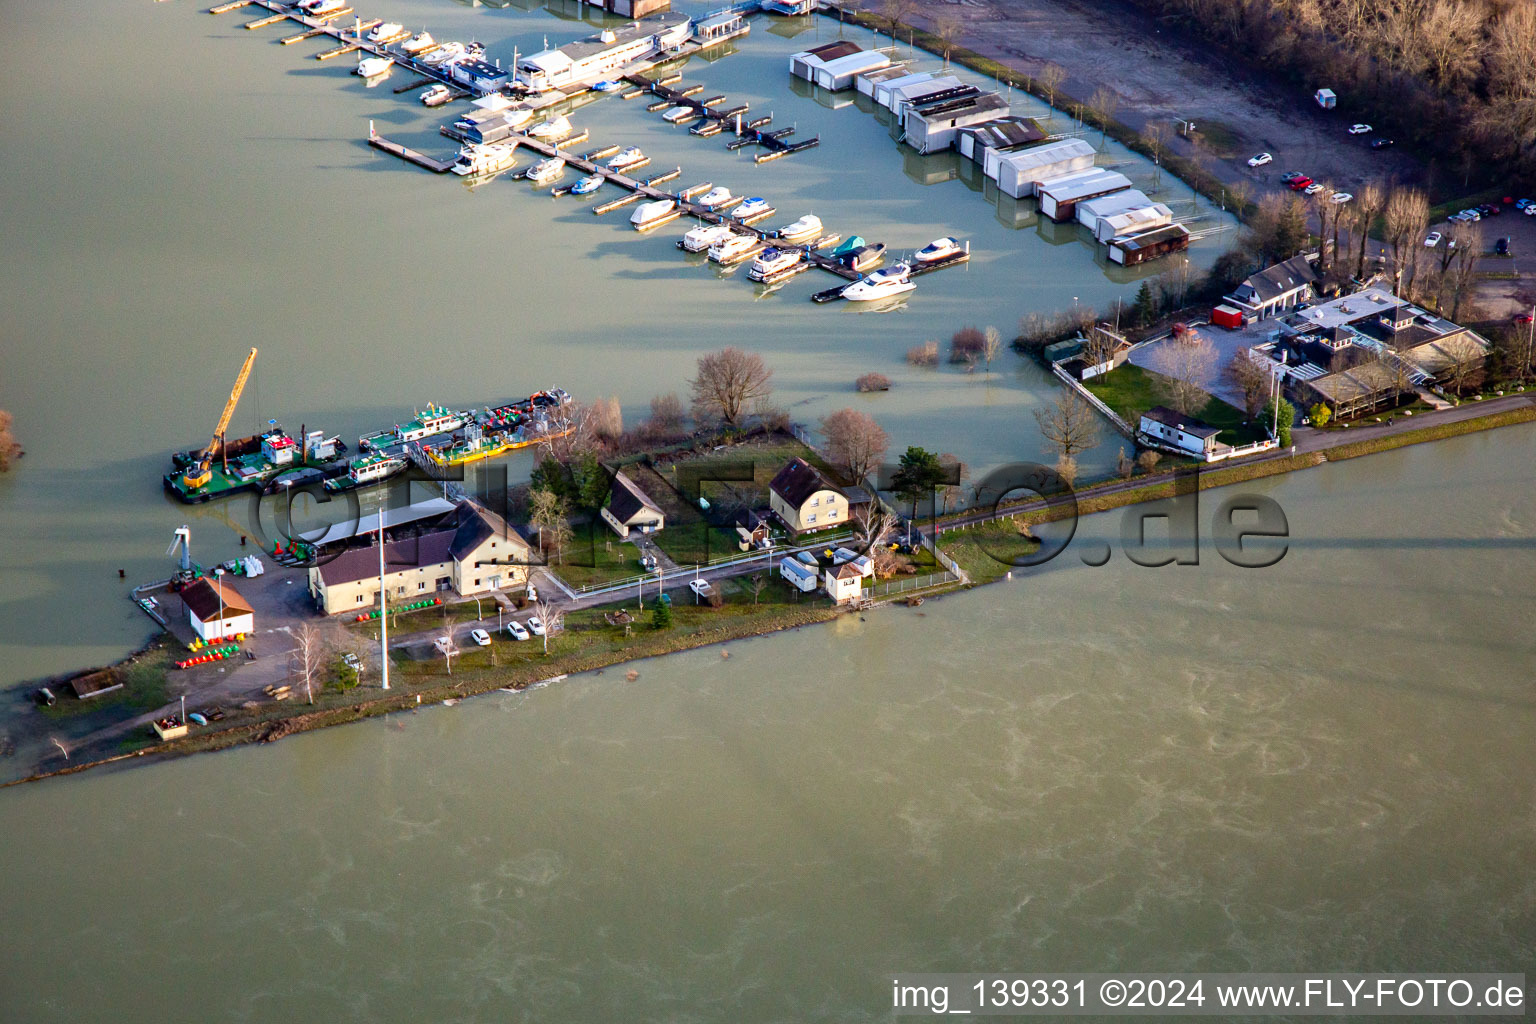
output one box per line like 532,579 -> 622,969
1107,223 -> 1190,266
181,576 -> 254,642
1314,88 -> 1336,109
823,562 -> 866,604
1037,168 -> 1132,222
1211,303 -> 1245,329
788,41 -> 890,91
451,59 -> 510,93
691,9 -> 748,44
992,138 -> 1096,198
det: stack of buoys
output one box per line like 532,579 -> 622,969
353,596 -> 443,622
175,644 -> 241,669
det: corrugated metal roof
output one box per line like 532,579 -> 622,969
996,137 -> 1095,173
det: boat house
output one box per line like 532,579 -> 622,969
516,13 -> 692,93
1138,406 -> 1223,459
1076,190 -> 1171,242
182,576 -> 255,642
1108,223 -> 1191,265
788,41 -> 891,91
1037,168 -> 1132,222
691,9 -> 749,45
600,471 -> 666,540
450,59 -> 510,94
901,88 -> 1009,154
992,138 -> 1096,198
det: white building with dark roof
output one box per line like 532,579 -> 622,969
601,471 -> 666,539
992,138 -> 1096,197
1227,254 -> 1320,319
788,41 -> 890,91
1138,406 -> 1223,459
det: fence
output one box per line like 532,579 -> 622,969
1051,362 -> 1136,438
866,571 -> 958,599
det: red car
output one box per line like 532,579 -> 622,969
1288,176 -> 1314,191
1516,313 -> 1534,326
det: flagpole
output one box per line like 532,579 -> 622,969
378,514 -> 390,690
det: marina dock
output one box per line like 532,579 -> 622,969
368,130 -> 455,173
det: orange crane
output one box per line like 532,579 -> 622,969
182,347 -> 258,491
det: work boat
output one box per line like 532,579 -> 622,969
840,262 -> 915,301
569,174 -> 604,196
662,105 -> 698,124
630,199 -> 676,230
606,147 -> 646,171
367,22 -> 403,43
680,222 -> 736,253
420,42 -> 466,66
525,156 -> 565,184
696,187 -> 736,210
708,232 -> 759,263
356,55 -> 394,78
734,197 -> 769,219
913,236 -> 963,262
528,114 -> 572,139
451,143 -> 518,177
420,83 -> 452,106
747,246 -> 802,282
400,31 -> 436,54
777,214 -> 822,241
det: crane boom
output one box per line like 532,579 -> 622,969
182,347 -> 258,490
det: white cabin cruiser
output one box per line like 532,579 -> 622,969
451,143 -> 518,177
696,187 -> 736,210
525,156 -> 566,184
747,246 -> 802,281
662,105 -> 699,123
528,114 -> 572,139
777,214 -> 822,241
841,262 -> 915,301
367,22 -> 403,43
708,232 -> 760,263
420,83 -> 452,106
300,0 -> 346,14
734,196 -> 770,219
630,199 -> 676,229
420,42 -> 466,66
913,236 -> 964,262
355,55 -> 395,78
606,147 -> 647,170
680,223 -> 737,252
400,31 -> 436,55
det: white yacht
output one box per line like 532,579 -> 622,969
528,114 -> 573,139
569,174 -> 604,196
400,31 -> 436,55
502,107 -> 535,130
708,232 -> 760,263
777,214 -> 822,241
300,0 -> 346,14
525,156 -> 566,184
696,187 -> 736,210
420,83 -> 452,107
367,22 -> 403,43
840,262 -> 915,302
680,222 -> 737,253
630,199 -> 676,229
606,147 -> 646,171
451,143 -> 518,177
662,105 -> 699,124
420,41 -> 466,66
913,236 -> 964,263
355,55 -> 395,78
747,247 -> 802,282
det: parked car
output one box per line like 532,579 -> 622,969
1495,237 -> 1512,256
1527,205 -> 1536,216
1330,191 -> 1353,204
1424,231 -> 1443,247
1280,171 -> 1304,183
1515,313 -> 1534,325
1370,138 -> 1394,149
1515,198 -> 1533,210
688,579 -> 714,599
342,652 -> 360,669
1288,176 -> 1314,191
1348,123 -> 1373,134
525,616 -> 546,637
1304,182 -> 1326,195
1247,152 -> 1273,167
470,628 -> 492,647
1478,203 -> 1501,217
505,621 -> 530,641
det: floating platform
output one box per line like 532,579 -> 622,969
312,6 -> 354,22
208,0 -> 253,12
632,208 -> 682,231
593,191 -> 646,215
620,88 -> 645,100
642,167 -> 681,187
736,204 -> 776,226
645,99 -> 670,112
585,143 -> 621,161
908,249 -> 970,275
676,84 -> 704,98
244,12 -> 289,29
315,42 -> 359,60
369,133 -> 455,173
280,27 -> 326,44
749,259 -> 812,284
690,121 -> 724,137
679,181 -> 713,200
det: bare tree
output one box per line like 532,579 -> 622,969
1439,333 -> 1488,395
1055,454 -> 1079,489
1383,188 -> 1430,298
1142,121 -> 1169,193
931,12 -> 963,67
1088,86 -> 1121,141
1082,324 -> 1125,368
291,623 -> 329,705
646,392 -> 685,437
589,396 -> 623,442
1352,184 -> 1385,280
906,340 -> 939,366
1136,449 -> 1162,474
981,326 -> 1003,371
745,573 -> 768,605
1448,222 -> 1484,321
0,411 -> 20,472
819,408 -> 889,483
877,0 -> 915,46
1224,348 -> 1273,417
527,488 -> 572,565
533,596 -> 563,656
1033,388 -> 1102,462
1036,62 -> 1066,112
852,499 -> 895,555
1148,328 -> 1218,415
689,347 -> 773,428
855,372 -> 892,392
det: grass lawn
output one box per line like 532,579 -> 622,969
937,519 -> 1043,583
547,524 -> 645,589
39,644 -> 174,721
1085,363 -> 1269,445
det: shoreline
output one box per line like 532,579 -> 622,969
8,398 -> 1534,789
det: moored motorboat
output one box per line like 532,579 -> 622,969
367,22 -> 403,43
734,196 -> 770,219
528,114 -> 573,139
300,0 -> 346,14
401,31 -> 436,54
525,156 -> 566,184
451,142 -> 518,177
630,199 -> 676,230
696,187 -> 735,210
355,55 -> 395,78
777,214 -> 822,241
569,174 -> 604,195
606,146 -> 646,171
708,232 -> 760,263
420,41 -> 466,65
840,262 -> 915,301
502,107 -> 535,130
662,105 -> 698,124
839,242 -> 886,272
747,246 -> 802,281
913,236 -> 964,263
420,83 -> 452,106
680,222 -> 737,252
592,79 -> 622,92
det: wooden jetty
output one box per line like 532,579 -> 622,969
584,144 -> 621,161
312,7 -> 354,22
678,182 -> 713,200
280,27 -> 326,44
643,167 -> 681,187
690,121 -> 724,137
593,191 -> 646,215
244,11 -> 290,29
393,75 -> 436,94
368,132 -> 456,174
620,89 -> 645,101
208,0 -> 253,13
676,84 -> 704,99
315,41 -> 360,60
645,100 -> 670,113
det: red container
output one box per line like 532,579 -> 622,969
1212,304 -> 1244,330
